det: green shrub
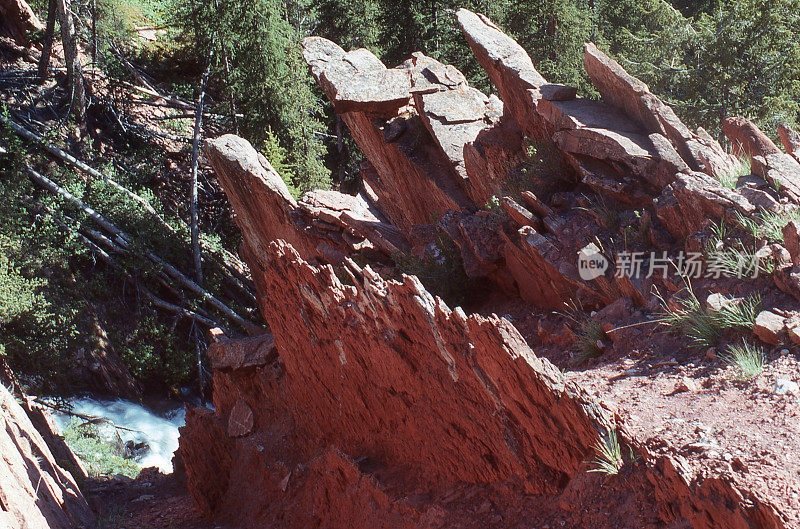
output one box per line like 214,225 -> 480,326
62,419 -> 140,478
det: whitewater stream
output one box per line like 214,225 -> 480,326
51,398 -> 187,473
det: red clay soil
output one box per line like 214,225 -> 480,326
87,469 -> 236,529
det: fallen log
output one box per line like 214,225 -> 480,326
1,114 -> 163,219
25,165 -> 252,330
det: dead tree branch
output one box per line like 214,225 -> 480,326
25,165 -> 251,330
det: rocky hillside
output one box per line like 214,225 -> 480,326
176,8 -> 800,529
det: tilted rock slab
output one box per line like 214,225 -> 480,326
302,37 -> 523,226
455,9 -> 552,139
723,117 -> 800,204
205,134 -> 407,264
254,240 -> 611,487
778,124 -> 800,163
457,9 -> 756,240
583,43 -> 735,180
0,385 -> 94,529
302,37 -> 470,230
179,240 -> 785,528
458,9 -> 688,204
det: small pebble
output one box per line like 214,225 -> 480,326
773,379 -> 799,396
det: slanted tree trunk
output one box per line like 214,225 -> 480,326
56,0 -> 85,120
221,44 -> 239,134
189,53 -> 213,284
37,0 -> 57,81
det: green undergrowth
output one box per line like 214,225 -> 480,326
393,228 -> 476,308
62,419 -> 141,479
0,116 -> 253,395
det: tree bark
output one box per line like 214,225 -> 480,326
221,44 -> 239,134
189,55 -> 213,284
37,0 -> 57,81
56,0 -> 85,120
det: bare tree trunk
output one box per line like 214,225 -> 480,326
56,0 -> 85,120
194,326 -> 206,404
37,0 -> 57,81
1,115 -> 163,219
336,116 -> 345,185
91,0 -> 97,75
221,44 -> 239,134
189,55 -> 213,284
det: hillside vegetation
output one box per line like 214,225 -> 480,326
0,0 -> 798,397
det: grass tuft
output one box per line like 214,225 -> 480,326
717,155 -> 752,189
721,342 -> 765,381
715,294 -> 762,330
736,208 -> 800,243
588,430 -> 624,476
656,282 -> 721,348
572,319 -> 607,364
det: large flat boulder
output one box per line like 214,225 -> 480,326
301,37 -> 411,116
584,43 -> 735,179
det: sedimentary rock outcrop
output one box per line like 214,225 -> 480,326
455,9 -> 553,140
180,243 -> 783,528
583,43 -> 735,180
0,385 -> 94,529
182,9 -> 796,528
302,37 -> 523,228
455,8 -> 760,243
205,134 -> 407,265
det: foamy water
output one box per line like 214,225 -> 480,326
51,398 -> 186,473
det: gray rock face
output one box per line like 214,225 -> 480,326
409,53 -> 510,193
778,124 -> 800,162
752,153 -> 800,203
301,37 -> 412,116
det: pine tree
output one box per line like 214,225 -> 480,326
679,0 -> 800,136
596,0 -> 692,97
315,0 -> 383,54
501,0 -> 595,89
184,0 -> 332,192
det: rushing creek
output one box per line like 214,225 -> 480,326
51,398 -> 187,473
